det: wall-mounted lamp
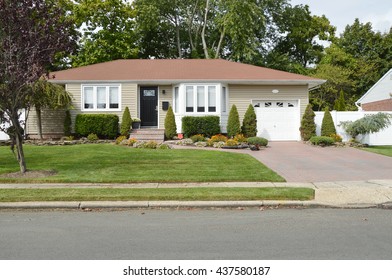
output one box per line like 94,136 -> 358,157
162,90 -> 166,94
389,92 -> 392,98
272,89 -> 279,94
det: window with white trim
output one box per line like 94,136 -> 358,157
174,86 -> 179,113
186,86 -> 194,112
82,85 -> 120,111
184,85 -> 218,113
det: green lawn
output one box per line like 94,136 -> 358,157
0,187 -> 313,202
361,146 -> 392,157
0,144 -> 285,183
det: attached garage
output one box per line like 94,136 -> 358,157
254,100 -> 300,141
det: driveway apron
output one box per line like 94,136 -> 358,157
247,142 -> 392,182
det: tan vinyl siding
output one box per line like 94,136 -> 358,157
26,108 -> 66,138
228,85 -> 309,123
27,83 -> 138,138
67,83 -> 137,131
158,85 -> 173,129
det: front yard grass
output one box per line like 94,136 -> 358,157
0,144 -> 285,183
361,146 -> 392,157
0,187 -> 314,202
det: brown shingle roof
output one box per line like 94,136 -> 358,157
50,59 -> 324,88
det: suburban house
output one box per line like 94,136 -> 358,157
356,68 -> 392,111
25,59 -> 325,141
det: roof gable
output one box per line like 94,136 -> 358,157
50,59 -> 324,88
357,68 -> 392,104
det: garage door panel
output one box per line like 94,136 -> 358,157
255,102 -> 300,141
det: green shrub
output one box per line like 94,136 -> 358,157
247,137 -> 268,147
115,135 -> 127,145
227,105 -> 241,138
158,143 -> 171,149
182,116 -> 220,137
120,107 -> 132,137
309,136 -> 335,146
87,133 -> 99,141
242,104 -> 257,137
64,110 -> 72,136
321,108 -> 336,136
164,106 -> 177,140
190,134 -> 205,143
75,114 -> 119,139
300,104 -> 316,141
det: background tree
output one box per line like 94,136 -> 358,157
120,106 -> 132,137
242,104 -> 257,137
334,90 -> 347,111
227,105 -> 241,138
164,106 -> 177,140
321,108 -> 336,136
300,104 -> 316,141
71,0 -> 138,66
0,0 -> 75,173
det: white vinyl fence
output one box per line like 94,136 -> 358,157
315,111 -> 392,145
0,111 -> 26,141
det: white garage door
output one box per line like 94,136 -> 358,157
254,100 -> 300,141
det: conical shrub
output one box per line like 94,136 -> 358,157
164,106 -> 177,139
120,106 -> 132,136
227,104 -> 241,138
300,104 -> 316,141
321,108 -> 336,136
242,104 -> 257,137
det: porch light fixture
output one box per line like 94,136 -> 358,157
389,92 -> 392,98
162,90 -> 166,94
272,89 -> 279,94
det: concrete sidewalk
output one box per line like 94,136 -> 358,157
1,180 -> 392,209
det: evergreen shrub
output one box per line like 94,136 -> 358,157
120,106 -> 132,137
300,104 -> 316,141
242,104 -> 257,137
75,114 -> 119,139
321,108 -> 336,136
309,136 -> 334,146
227,105 -> 241,138
164,106 -> 177,139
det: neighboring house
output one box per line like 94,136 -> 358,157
26,59 -> 325,141
356,68 -> 392,111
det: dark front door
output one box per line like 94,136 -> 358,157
140,86 -> 158,127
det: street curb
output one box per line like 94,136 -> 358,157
0,200 -> 382,209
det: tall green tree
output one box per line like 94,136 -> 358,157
334,90 -> 347,111
0,0 -> 75,173
263,4 -> 335,73
71,0 -> 138,66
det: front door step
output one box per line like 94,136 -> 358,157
129,129 -> 165,142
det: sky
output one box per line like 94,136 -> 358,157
290,0 -> 392,35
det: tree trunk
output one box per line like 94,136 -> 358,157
201,0 -> 210,59
36,106 -> 43,140
10,113 -> 27,173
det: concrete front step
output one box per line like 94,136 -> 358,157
129,129 -> 165,142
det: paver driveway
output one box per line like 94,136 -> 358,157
248,142 -> 392,182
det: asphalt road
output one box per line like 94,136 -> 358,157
1,208 -> 391,260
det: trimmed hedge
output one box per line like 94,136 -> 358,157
247,136 -> 268,147
182,116 -> 221,137
75,114 -> 119,139
309,136 -> 335,146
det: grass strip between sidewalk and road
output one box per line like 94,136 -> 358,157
0,187 -> 314,202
